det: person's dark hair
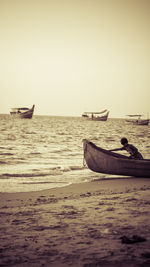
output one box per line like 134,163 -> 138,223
121,137 -> 128,145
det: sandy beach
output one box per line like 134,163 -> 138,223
0,177 -> 150,267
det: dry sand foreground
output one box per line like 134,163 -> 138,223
0,177 -> 150,267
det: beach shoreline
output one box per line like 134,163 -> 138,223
0,177 -> 150,266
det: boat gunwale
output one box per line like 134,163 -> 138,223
83,139 -> 150,163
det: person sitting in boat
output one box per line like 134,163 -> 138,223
109,137 -> 143,159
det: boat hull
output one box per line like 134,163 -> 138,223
126,119 -> 149,125
10,105 -> 35,119
92,112 -> 109,121
135,119 -> 149,125
83,139 -> 150,177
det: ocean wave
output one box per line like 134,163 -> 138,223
1,147 -> 14,151
25,131 -> 36,134
22,181 -> 68,185
0,153 -> 14,156
0,165 -> 85,179
70,165 -> 85,171
105,137 -> 116,142
0,170 -> 62,178
0,161 -> 8,164
28,152 -> 42,156
0,159 -> 29,165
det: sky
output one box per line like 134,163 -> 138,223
0,0 -> 150,118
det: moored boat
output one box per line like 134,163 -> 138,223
126,115 -> 149,126
10,105 -> 35,119
92,110 -> 109,121
82,109 -> 109,121
83,139 -> 150,177
134,119 -> 149,125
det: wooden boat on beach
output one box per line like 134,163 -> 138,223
83,139 -> 150,177
82,109 -> 109,121
126,115 -> 149,126
10,105 -> 35,119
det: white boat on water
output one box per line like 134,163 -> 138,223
10,105 -> 35,119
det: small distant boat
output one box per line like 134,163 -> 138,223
82,113 -> 89,118
83,139 -> 150,177
82,109 -> 109,121
136,119 -> 149,126
126,115 -> 149,126
10,105 -> 35,119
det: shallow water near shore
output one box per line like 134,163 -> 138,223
0,114 -> 150,192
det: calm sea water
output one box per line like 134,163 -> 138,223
0,114 -> 150,192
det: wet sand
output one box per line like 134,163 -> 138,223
0,177 -> 150,267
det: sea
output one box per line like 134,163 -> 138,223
0,114 -> 150,193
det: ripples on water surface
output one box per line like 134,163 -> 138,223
0,114 -> 150,192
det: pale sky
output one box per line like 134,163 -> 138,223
0,0 -> 150,118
